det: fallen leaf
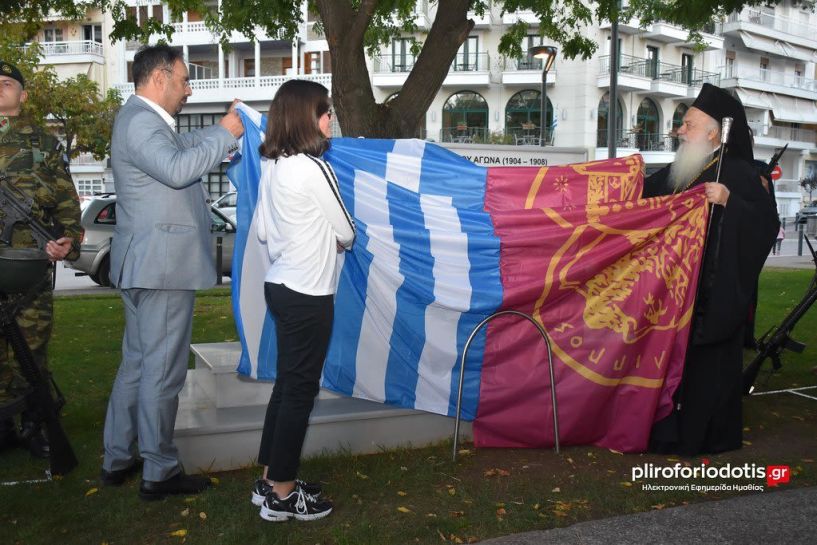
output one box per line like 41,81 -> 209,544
802,458 -> 814,463
450,534 -> 464,544
85,488 -> 99,497
184,497 -> 197,503
356,471 -> 369,480
448,488 -> 456,496
551,487 -> 560,493
397,491 -> 407,496
401,466 -> 408,471
199,512 -> 207,520
651,504 -> 666,510
210,477 -> 220,485
742,440 -> 752,446
427,513 -> 438,518
397,506 -> 412,513
458,449 -> 472,456
608,449 -> 623,455
181,508 -> 189,517
620,482 -> 633,487
169,529 -> 187,538
449,511 -> 465,517
496,507 -> 507,516
532,503 -> 541,510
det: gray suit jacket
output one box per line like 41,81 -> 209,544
110,95 -> 237,290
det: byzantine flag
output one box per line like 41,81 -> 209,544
227,105 -> 707,453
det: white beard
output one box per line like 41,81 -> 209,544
668,138 -> 716,191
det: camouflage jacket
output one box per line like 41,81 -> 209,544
0,115 -> 83,260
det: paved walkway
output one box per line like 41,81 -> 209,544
481,485 -> 817,544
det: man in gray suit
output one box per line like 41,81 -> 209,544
100,44 -> 243,500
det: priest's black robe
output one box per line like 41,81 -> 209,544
643,155 -> 779,455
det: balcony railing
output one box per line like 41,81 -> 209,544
723,67 -> 817,93
504,56 -> 544,71
728,8 -> 814,41
113,73 -> 332,98
597,130 -> 679,151
750,122 -> 817,143
70,153 -> 106,166
599,55 -> 719,86
372,55 -> 416,73
451,52 -> 489,72
440,127 -> 490,143
28,40 -> 104,57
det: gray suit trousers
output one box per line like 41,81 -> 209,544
102,288 -> 196,481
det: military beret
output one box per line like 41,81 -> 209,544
0,60 -> 25,88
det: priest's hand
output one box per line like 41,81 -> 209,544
704,182 -> 730,206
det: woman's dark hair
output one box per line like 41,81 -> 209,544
260,79 -> 331,159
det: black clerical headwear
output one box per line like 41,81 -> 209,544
691,83 -> 753,163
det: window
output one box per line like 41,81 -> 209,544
597,92 -> 624,147
646,46 -> 659,79
635,98 -> 661,151
77,178 -> 104,197
725,50 -> 735,79
519,35 -> 543,70
442,91 -> 489,142
681,54 -> 693,84
43,27 -> 63,42
506,90 -> 552,145
760,57 -> 769,81
392,38 -> 415,72
94,203 -> 116,224
454,36 -> 479,71
83,24 -> 102,43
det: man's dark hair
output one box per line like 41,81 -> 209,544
132,44 -> 184,90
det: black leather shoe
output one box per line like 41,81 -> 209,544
139,472 -> 213,501
100,460 -> 143,486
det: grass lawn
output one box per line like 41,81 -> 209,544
1,268 -> 816,545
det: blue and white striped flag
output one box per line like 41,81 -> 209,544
227,106 -> 502,420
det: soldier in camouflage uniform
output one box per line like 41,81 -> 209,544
0,61 -> 83,457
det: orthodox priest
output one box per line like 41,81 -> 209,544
644,84 -> 779,456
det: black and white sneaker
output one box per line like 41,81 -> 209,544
259,485 -> 333,522
251,478 -> 323,506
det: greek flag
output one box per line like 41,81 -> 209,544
227,105 -> 502,420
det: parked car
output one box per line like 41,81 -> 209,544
795,202 -> 817,225
65,194 -> 236,286
211,191 -> 237,223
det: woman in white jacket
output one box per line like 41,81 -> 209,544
250,79 -> 354,522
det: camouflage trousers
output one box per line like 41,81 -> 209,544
0,284 -> 53,410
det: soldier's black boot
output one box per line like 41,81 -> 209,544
19,417 -> 49,459
0,418 -> 19,452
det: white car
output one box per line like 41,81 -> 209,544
212,191 -> 237,223
65,194 -> 236,286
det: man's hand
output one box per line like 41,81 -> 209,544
220,110 -> 244,138
45,237 -> 74,262
704,182 -> 730,206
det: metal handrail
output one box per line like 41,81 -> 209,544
452,310 -> 558,462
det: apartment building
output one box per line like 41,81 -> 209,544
25,6 -> 110,196
32,1 -> 816,216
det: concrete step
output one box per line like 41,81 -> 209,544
190,342 -> 341,408
176,343 -> 471,473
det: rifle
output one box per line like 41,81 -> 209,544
742,234 -> 817,394
0,294 -> 78,475
761,144 -> 788,182
0,173 -> 64,249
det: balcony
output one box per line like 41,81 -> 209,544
442,52 -> 492,87
597,55 -> 651,92
500,56 -> 557,86
722,8 -> 817,50
371,55 -> 414,87
27,40 -> 104,64
749,122 -> 817,150
113,73 -> 332,104
69,152 -> 106,174
595,130 -> 678,163
468,8 -> 494,28
721,67 -> 817,101
502,10 -> 539,26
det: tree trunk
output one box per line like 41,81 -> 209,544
318,0 -> 473,139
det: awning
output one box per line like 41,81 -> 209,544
768,94 -> 817,124
738,31 -> 817,63
734,88 -> 774,110
734,89 -> 817,124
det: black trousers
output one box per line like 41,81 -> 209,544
258,282 -> 334,481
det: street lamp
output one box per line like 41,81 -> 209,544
529,45 -> 557,147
